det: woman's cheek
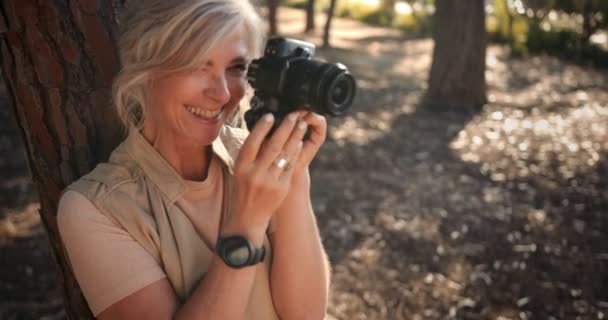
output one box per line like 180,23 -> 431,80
222,78 -> 246,117
229,78 -> 246,102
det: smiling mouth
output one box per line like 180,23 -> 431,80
185,105 -> 224,121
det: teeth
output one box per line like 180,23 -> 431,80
186,105 -> 223,120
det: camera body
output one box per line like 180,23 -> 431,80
245,37 -> 356,131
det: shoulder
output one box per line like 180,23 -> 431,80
66,155 -> 143,204
57,190 -> 98,221
57,190 -> 120,241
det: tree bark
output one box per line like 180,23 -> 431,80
382,0 -> 396,26
267,0 -> 279,36
423,0 -> 487,111
322,0 -> 338,48
0,1 -> 125,319
305,0 -> 315,33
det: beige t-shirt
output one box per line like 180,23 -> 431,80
58,155 -> 271,316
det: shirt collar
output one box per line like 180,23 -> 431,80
123,128 -> 234,203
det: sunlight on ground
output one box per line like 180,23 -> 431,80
451,102 -> 608,182
0,203 -> 41,243
451,46 -> 608,184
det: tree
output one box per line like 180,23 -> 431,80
423,0 -> 487,111
520,0 -> 608,56
267,0 -> 279,35
381,0 -> 396,26
0,1 -> 125,319
305,0 -> 316,33
323,0 -> 338,48
551,0 -> 608,47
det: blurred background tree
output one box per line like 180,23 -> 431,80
305,0 -> 316,32
423,0 -> 487,111
323,0 -> 339,47
283,0 -> 607,66
268,0 -> 280,35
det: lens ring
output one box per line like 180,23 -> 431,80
323,70 -> 356,116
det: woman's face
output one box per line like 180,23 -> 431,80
144,27 -> 249,147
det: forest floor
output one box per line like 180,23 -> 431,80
1,7 -> 608,320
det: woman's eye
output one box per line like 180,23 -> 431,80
231,64 -> 248,73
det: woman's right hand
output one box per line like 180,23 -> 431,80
222,112 -> 308,245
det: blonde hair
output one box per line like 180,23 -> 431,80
113,0 -> 264,130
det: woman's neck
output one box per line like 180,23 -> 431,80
141,126 -> 212,182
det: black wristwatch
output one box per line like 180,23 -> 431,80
216,235 -> 266,268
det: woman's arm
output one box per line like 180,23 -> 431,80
268,112 -> 331,319
269,171 -> 331,320
66,113 -> 308,320
59,185 -> 264,320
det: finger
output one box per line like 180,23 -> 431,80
300,112 -> 327,160
238,113 -> 274,164
286,119 -> 309,151
256,112 -> 299,168
278,140 -> 304,182
268,120 -> 308,177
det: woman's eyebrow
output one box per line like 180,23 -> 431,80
206,56 -> 248,66
230,56 -> 248,64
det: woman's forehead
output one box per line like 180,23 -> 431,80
206,29 -> 250,64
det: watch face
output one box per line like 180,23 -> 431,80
217,236 -> 253,268
227,246 -> 250,266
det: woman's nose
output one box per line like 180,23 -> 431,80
204,73 -> 231,105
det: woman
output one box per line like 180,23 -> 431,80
57,0 -> 331,319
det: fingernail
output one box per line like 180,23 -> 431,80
288,113 -> 298,122
263,113 -> 274,122
298,121 -> 307,130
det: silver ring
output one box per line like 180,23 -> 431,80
274,157 -> 289,170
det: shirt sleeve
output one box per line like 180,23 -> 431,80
57,190 -> 167,316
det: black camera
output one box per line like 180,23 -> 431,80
245,37 -> 356,132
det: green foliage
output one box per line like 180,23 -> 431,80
486,0 -> 608,66
280,0 -> 331,10
395,12 -> 433,35
282,0 -> 308,9
360,8 -> 392,26
335,1 -> 379,21
526,22 -> 577,52
282,0 -> 606,67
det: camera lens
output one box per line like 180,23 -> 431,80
319,64 -> 356,116
328,73 -> 355,110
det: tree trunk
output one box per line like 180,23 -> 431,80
323,0 -> 338,48
382,0 -> 396,26
580,0 -> 594,47
305,0 -> 316,33
0,1 -> 125,319
423,0 -> 487,111
267,0 -> 279,36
